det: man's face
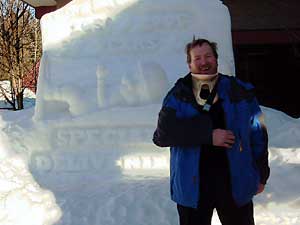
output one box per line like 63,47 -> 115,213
188,43 -> 218,75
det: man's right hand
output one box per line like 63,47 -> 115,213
212,129 -> 235,148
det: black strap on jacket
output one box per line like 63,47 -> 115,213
202,78 -> 220,112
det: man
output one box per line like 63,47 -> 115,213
153,38 -> 270,225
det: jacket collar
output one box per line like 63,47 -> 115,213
216,74 -> 231,101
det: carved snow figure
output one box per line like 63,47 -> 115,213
120,61 -> 169,106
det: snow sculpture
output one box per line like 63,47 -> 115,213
34,0 -> 234,121
30,0 -> 234,198
26,0 -> 234,224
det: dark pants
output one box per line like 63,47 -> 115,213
177,200 -> 255,225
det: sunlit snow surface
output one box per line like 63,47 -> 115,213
1,106 -> 300,225
0,157 -> 61,225
0,0 -> 299,224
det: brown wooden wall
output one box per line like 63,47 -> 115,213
222,0 -> 300,117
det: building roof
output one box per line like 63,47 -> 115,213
22,0 -> 57,7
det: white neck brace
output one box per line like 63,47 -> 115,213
191,73 -> 219,106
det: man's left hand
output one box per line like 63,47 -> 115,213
256,183 -> 265,195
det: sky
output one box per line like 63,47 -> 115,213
0,0 -> 299,224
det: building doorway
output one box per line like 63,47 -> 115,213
234,43 -> 300,118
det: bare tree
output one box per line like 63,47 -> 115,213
0,0 -> 42,110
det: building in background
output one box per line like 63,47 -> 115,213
224,0 -> 300,118
21,0 -> 71,18
22,0 -> 300,118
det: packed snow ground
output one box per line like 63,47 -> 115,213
0,105 -> 299,225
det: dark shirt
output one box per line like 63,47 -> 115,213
199,99 -> 232,204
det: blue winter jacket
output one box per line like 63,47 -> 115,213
153,73 -> 269,208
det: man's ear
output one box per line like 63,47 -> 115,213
188,63 -> 191,69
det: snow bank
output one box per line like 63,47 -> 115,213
0,114 -> 61,225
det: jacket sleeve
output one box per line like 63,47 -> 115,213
153,94 -> 213,147
249,98 -> 270,185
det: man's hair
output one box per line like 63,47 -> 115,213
185,38 -> 218,63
